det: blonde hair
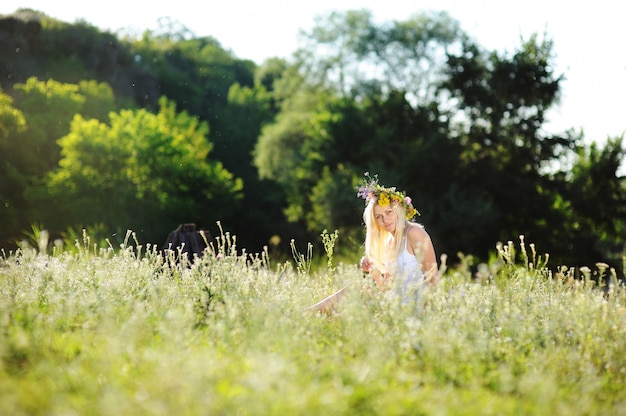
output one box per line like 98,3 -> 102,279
363,198 -> 408,274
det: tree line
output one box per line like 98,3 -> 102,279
0,8 -> 624,272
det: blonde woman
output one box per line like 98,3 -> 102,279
308,174 -> 438,312
358,175 -> 438,299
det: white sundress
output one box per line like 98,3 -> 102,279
393,236 -> 425,302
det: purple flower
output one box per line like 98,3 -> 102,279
356,186 -> 369,199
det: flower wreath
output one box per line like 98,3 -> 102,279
356,173 -> 419,220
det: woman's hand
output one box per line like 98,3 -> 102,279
361,256 -> 391,290
359,256 -> 372,273
371,270 -> 391,290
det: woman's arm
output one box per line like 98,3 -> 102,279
407,224 -> 438,285
306,285 -> 350,314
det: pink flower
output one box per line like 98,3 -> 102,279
405,196 -> 412,205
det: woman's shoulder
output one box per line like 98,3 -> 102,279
406,222 -> 431,243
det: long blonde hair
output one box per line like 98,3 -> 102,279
363,198 -> 408,274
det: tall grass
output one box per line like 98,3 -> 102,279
1,230 -> 625,415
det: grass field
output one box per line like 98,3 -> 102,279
1,230 -> 626,415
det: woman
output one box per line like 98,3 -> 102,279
358,176 -> 438,297
308,174 -> 438,312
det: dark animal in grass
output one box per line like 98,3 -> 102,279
162,223 -> 212,263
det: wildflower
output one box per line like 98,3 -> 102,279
355,173 -> 420,220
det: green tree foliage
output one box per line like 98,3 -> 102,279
10,77 -> 117,172
43,97 -> 242,243
561,137 -> 626,268
0,77 -> 119,246
127,27 -> 272,247
0,10 -> 258,248
255,11 -> 468,248
254,90 -> 344,229
0,10 -> 256,121
12,77 -> 85,174
0,91 -> 27,159
217,81 -> 288,251
0,9 -> 139,99
0,91 -> 28,242
0,9 -> 44,87
444,36 -> 576,170
296,9 -> 464,104
76,79 -> 118,121
129,28 -> 255,139
0,8 -> 623,271
256,10 -> 625,270
442,36 -> 591,260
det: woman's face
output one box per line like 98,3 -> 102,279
374,203 -> 397,233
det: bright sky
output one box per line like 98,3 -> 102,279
3,0 -> 626,151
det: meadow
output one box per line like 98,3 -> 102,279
1,228 -> 625,415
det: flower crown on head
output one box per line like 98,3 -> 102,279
356,172 -> 419,220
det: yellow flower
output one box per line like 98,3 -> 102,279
378,192 -> 390,206
357,174 -> 419,221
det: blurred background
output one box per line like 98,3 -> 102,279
0,2 -> 624,273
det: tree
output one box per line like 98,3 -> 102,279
296,9 -> 465,105
443,35 -> 583,260
12,77 -> 85,174
255,10 -> 468,247
0,10 -> 139,98
214,81 -> 288,251
255,10 -> 625,270
129,30 -> 255,136
254,90 -> 345,229
562,137 -> 626,271
43,97 -> 242,244
0,91 -> 28,244
76,79 -> 118,121
0,78 -> 120,246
